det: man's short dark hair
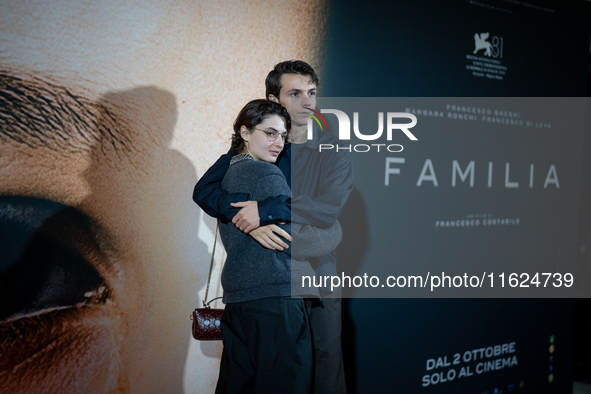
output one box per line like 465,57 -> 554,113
265,60 -> 319,100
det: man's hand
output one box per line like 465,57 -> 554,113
249,224 -> 292,251
231,201 -> 260,233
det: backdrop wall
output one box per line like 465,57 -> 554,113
1,0 -> 590,393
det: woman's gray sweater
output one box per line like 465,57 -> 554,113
219,158 -> 342,303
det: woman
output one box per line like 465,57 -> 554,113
216,99 -> 342,394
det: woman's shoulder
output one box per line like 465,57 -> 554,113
224,159 -> 289,197
229,160 -> 283,177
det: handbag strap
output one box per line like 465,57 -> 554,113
203,222 -> 223,308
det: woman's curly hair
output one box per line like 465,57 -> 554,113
232,99 -> 291,153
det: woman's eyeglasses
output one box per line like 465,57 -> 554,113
254,128 -> 288,142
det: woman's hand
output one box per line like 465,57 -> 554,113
249,224 -> 292,251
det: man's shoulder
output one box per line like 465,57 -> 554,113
216,148 -> 237,161
314,130 -> 353,165
317,129 -> 340,145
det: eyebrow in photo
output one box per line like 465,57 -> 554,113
0,71 -> 136,156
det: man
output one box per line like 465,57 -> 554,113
193,60 -> 353,393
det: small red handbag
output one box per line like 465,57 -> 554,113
191,224 -> 223,340
192,306 -> 223,340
